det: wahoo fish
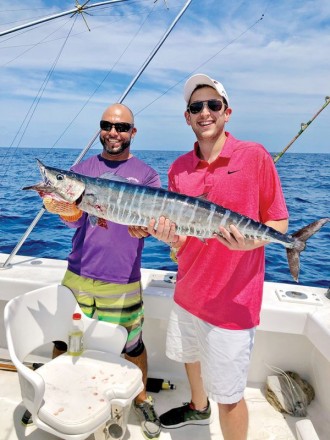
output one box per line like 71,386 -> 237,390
24,159 -> 329,282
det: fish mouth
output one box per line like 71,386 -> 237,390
22,160 -> 56,193
23,159 -> 59,195
22,183 -> 70,206
22,182 -> 53,192
22,183 -> 61,199
23,159 -> 86,204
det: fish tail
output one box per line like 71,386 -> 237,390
287,217 -> 330,282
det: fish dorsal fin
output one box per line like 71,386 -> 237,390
99,172 -> 131,183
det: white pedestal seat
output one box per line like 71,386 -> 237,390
36,350 -> 142,437
4,284 -> 143,440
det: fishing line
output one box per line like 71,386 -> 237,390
41,0 -> 162,157
0,18 -> 72,67
0,8 -> 52,31
0,1 -> 143,47
0,0 -> 171,176
0,17 -> 78,181
134,11 -> 265,116
87,0 -> 155,15
0,11 -> 135,54
0,9 -> 72,46
0,6 -> 49,14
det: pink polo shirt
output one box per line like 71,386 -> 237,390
169,133 -> 289,330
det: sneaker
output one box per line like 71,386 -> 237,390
160,400 -> 211,428
21,409 -> 33,426
134,396 -> 161,439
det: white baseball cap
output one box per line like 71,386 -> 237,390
184,73 -> 229,106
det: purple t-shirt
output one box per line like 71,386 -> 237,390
63,154 -> 160,284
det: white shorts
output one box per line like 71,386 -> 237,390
166,303 -> 256,404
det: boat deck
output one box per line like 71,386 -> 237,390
1,257 -> 329,439
1,364 -> 325,440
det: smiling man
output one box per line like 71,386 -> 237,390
34,103 -> 162,439
141,74 -> 289,440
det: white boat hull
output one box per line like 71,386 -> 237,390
1,252 -> 330,439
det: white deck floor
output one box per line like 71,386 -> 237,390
1,366 -> 324,440
1,257 -> 329,440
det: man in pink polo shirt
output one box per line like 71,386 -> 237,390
143,74 -> 289,440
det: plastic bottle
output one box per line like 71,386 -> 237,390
68,313 -> 84,356
146,378 -> 176,392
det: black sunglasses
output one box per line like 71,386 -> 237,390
100,120 -> 133,132
187,99 -> 226,114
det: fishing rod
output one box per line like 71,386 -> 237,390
273,96 -> 330,164
0,0 -> 193,270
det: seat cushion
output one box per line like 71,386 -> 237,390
36,350 -> 142,435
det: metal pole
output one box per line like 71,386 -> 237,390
73,0 -> 192,165
0,210 -> 45,270
1,0 -> 192,269
273,96 -> 330,164
119,0 -> 192,102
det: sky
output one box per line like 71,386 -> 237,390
0,0 -> 329,154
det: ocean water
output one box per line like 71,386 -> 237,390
0,148 -> 329,288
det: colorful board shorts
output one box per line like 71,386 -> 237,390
62,270 -> 144,355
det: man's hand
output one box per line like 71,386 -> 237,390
214,219 -> 288,251
214,225 -> 263,250
147,216 -> 181,246
128,226 -> 150,239
43,196 -> 83,222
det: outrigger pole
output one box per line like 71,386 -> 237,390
73,0 -> 192,165
0,0 -> 192,270
273,96 -> 330,164
0,0 -> 130,37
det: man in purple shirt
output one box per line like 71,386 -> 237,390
36,103 -> 161,439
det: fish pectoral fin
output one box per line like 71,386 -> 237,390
88,215 -> 99,227
88,215 -> 108,229
22,182 -> 53,192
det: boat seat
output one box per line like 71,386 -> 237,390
4,284 -> 143,440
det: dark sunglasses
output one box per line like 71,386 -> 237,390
100,120 -> 133,132
187,99 -> 226,114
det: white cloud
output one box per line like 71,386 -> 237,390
0,0 -> 329,153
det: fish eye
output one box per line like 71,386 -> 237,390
56,173 -> 65,181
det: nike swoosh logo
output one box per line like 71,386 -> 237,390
228,170 -> 241,174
